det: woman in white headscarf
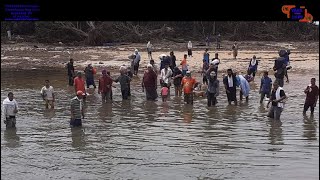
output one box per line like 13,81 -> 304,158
187,41 -> 193,57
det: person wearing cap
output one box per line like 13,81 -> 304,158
114,67 -> 132,100
223,69 -> 238,105
172,66 -> 183,96
66,58 -> 75,86
248,55 -> 258,80
133,49 -> 141,75
142,64 -> 158,101
3,92 -> 19,128
70,90 -> 85,127
211,53 -> 220,75
84,64 -> 96,89
74,71 -> 87,100
181,71 -> 197,104
98,69 -> 113,103
206,68 -> 220,107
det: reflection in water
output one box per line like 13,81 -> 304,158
71,127 -> 86,149
303,114 -> 317,140
182,105 -> 193,123
268,120 -> 284,145
97,103 -> 113,121
43,109 -> 56,119
3,128 -> 21,148
160,102 -> 169,115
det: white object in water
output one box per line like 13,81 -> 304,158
89,85 -> 94,89
265,98 -> 269,101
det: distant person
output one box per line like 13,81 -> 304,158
205,35 -> 210,46
267,81 -> 287,120
216,33 -> 221,49
259,71 -> 272,103
3,92 -> 19,128
206,71 -> 219,107
66,58 -> 75,86
232,42 -> 238,59
98,69 -> 113,103
40,80 -> 55,109
202,55 -> 209,85
203,48 -> 210,64
181,71 -> 197,104
84,64 -> 96,88
161,83 -> 169,102
172,67 -> 183,96
74,71 -> 87,100
187,41 -> 193,57
169,51 -> 177,71
180,54 -> 188,76
248,55 -> 258,80
147,41 -> 153,60
142,64 -> 158,101
303,78 -> 319,115
133,49 -> 141,75
273,50 -> 286,87
223,69 -> 238,105
114,67 -> 131,100
70,90 -> 85,127
283,49 -> 292,83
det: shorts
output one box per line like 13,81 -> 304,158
70,119 -> 82,127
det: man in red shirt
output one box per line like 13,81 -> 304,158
303,78 -> 319,115
181,71 -> 197,104
98,69 -> 113,103
74,71 -> 86,100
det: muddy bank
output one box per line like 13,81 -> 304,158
1,41 -> 319,75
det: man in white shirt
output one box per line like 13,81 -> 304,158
160,63 -> 173,95
3,92 -> 19,128
41,80 -> 55,109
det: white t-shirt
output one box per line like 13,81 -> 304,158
227,76 -> 233,87
41,86 -> 54,100
160,68 -> 173,84
3,97 -> 19,117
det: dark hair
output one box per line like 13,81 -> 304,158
227,68 -> 232,72
264,71 -> 268,75
184,54 -> 187,57
205,48 -> 208,51
45,80 -> 49,82
150,59 -> 154,63
70,58 -> 73,61
311,78 -> 316,81
8,92 -> 13,96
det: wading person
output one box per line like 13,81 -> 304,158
206,71 -> 219,107
284,49 -> 291,83
74,71 -> 87,100
40,80 -> 55,109
114,67 -> 131,100
66,58 -> 75,86
84,64 -> 96,89
160,63 -> 173,95
142,64 -> 158,101
98,69 -> 113,103
259,71 -> 272,103
169,51 -> 177,71
273,50 -> 286,87
172,66 -> 183,96
303,78 -> 319,115
161,83 -> 169,102
181,71 -> 197,105
3,92 -> 19,128
267,81 -> 287,120
238,74 -> 250,102
180,54 -> 188,76
248,55 -> 258,80
211,53 -> 220,75
70,90 -> 85,127
133,49 -> 141,75
223,69 -> 238,105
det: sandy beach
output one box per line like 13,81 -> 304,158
1,41 -> 319,76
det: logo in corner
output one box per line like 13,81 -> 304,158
282,5 -> 313,23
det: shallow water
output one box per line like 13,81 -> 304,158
1,70 -> 319,180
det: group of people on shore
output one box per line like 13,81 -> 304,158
2,43 -> 319,129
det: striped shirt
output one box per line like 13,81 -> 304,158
71,96 -> 82,119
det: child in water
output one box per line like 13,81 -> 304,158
161,83 -> 169,102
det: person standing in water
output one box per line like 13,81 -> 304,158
98,69 -> 113,103
114,66 -> 132,100
66,58 -> 75,86
248,55 -> 258,80
267,81 -> 287,120
180,54 -> 188,76
206,71 -> 219,107
133,49 -> 141,76
223,69 -> 238,105
259,71 -> 272,103
169,51 -> 177,71
74,71 -> 87,100
181,71 -> 197,104
142,64 -> 158,101
70,90 -> 85,127
172,67 -> 183,96
40,80 -> 55,109
187,41 -> 193,57
3,92 -> 19,128
84,64 -> 96,89
303,78 -> 319,115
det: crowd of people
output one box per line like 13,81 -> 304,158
2,41 -> 319,129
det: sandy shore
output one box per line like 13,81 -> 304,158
1,41 -> 319,76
